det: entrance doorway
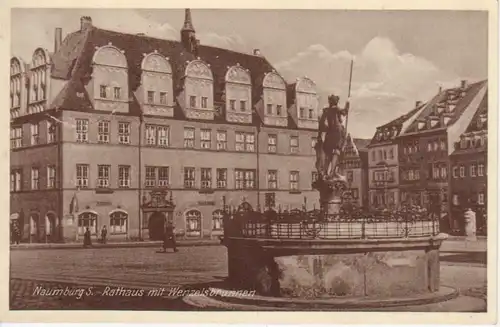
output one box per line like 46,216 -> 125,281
45,213 -> 58,242
149,212 -> 166,241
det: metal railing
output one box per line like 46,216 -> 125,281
222,203 -> 440,240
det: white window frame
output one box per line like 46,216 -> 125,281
478,192 -> 485,205
31,167 -> 39,190
47,166 -> 56,189
30,123 -> 39,146
184,127 -> 195,148
478,164 -> 484,177
145,166 -> 156,188
290,136 -> 299,154
76,164 -> 89,188
212,210 -> 224,231
78,212 -> 97,235
459,165 -> 465,178
216,168 -> 227,189
158,167 -> 169,187
118,122 -> 131,145
200,129 -> 211,149
201,168 -> 212,189
110,211 -> 128,234
289,171 -> 299,190
216,131 -> 227,150
76,119 -> 89,143
118,165 -> 130,188
470,164 -> 477,177
184,167 -> 196,189
268,170 -> 278,189
97,165 -> 110,188
97,121 -> 110,143
158,126 -> 169,147
268,134 -> 277,153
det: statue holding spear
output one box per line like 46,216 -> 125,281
315,58 -> 354,181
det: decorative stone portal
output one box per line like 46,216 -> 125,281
141,189 -> 175,241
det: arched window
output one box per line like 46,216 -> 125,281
185,209 -> 202,235
110,210 -> 128,234
212,210 -> 224,231
78,211 -> 98,235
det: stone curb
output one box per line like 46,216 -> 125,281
10,239 -> 222,251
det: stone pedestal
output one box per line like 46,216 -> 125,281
315,177 -> 348,216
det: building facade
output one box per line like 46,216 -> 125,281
10,10 -> 322,243
449,91 -> 487,234
397,80 -> 487,230
367,101 -> 425,209
339,135 -> 370,208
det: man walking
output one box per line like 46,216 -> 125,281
101,225 -> 108,244
162,221 -> 178,253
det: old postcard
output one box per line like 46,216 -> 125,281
1,0 -> 497,324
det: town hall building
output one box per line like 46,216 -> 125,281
10,10 -> 322,243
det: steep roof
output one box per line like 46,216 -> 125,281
403,80 -> 486,134
50,26 -> 276,111
465,90 -> 488,133
368,103 -> 425,147
353,138 -> 371,151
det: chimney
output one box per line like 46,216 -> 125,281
54,27 -> 62,53
80,16 -> 92,32
253,49 -> 262,56
415,100 -> 422,108
461,79 -> 468,89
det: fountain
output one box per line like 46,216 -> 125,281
183,94 -> 485,311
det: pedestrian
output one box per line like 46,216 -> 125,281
162,221 -> 178,253
83,227 -> 92,248
13,221 -> 21,245
101,225 -> 107,244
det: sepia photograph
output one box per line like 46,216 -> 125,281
4,2 -> 496,322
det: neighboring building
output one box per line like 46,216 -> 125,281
9,10 -> 321,243
397,80 -> 487,229
449,91 -> 487,234
339,134 -> 370,208
367,101 -> 425,209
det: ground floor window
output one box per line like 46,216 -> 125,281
186,210 -> 202,234
110,211 -> 128,234
212,210 -> 224,231
78,212 -> 97,235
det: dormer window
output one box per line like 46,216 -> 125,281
293,77 -> 318,129
92,44 -> 129,113
443,116 -> 451,125
183,60 -> 214,120
141,51 -> 174,117
224,64 -> 251,123
418,121 -> 425,130
261,71 -> 287,127
10,57 -> 25,118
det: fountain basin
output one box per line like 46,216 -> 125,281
225,233 -> 448,299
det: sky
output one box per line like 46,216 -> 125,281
11,9 -> 488,138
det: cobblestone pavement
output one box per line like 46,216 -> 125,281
10,241 -> 487,310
